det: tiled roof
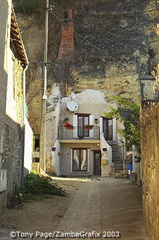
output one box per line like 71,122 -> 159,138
10,8 -> 28,67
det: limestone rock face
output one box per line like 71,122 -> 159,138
15,0 -> 159,131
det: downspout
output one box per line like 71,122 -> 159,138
20,64 -> 29,188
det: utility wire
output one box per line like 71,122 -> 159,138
16,2 -> 156,81
51,11 -> 145,76
15,0 -> 158,73
53,1 -> 159,16
21,3 -> 157,105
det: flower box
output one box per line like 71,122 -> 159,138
64,123 -> 74,130
84,124 -> 94,130
66,126 -> 74,130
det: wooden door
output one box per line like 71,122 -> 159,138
103,118 -> 113,140
93,151 -> 101,175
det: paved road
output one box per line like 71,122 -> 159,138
57,178 -> 150,240
0,178 -> 150,240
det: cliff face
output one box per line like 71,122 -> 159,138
14,0 -> 159,133
66,0 -> 159,98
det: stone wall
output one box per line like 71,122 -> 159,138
13,59 -> 24,126
140,101 -> 159,240
0,59 -> 25,206
0,0 -> 25,206
2,122 -> 23,194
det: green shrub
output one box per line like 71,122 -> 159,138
7,186 -> 23,209
23,171 -> 66,197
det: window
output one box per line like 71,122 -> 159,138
103,118 -> 113,140
77,114 -> 90,138
72,149 -> 88,171
33,134 -> 40,151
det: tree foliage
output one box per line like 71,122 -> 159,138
105,96 -> 140,150
13,0 -> 45,15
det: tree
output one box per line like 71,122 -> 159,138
105,96 -> 140,151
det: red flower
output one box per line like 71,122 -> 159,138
84,124 -> 94,129
64,123 -> 73,127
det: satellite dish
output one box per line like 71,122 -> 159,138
67,101 -> 78,112
71,93 -> 77,100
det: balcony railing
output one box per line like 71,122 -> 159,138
58,126 -> 100,140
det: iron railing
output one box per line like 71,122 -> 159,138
58,126 -> 100,140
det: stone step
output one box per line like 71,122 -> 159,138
114,166 -> 123,170
112,160 -> 123,164
113,160 -> 123,163
109,172 -> 127,178
108,142 -> 123,172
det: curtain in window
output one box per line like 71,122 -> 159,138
72,149 -> 87,171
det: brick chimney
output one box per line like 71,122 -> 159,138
58,9 -> 74,61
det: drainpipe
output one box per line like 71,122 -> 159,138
20,64 -> 29,188
23,64 -> 28,123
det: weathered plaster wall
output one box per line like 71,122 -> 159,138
0,0 -> 11,167
46,84 -> 61,173
0,0 -> 26,207
60,143 -> 99,176
140,101 -> 159,240
0,0 -> 13,207
1,56 -> 25,206
6,53 -> 24,125
59,89 -> 117,126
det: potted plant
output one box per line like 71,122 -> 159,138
64,117 -> 69,123
84,124 -> 94,130
94,118 -> 99,124
64,123 -> 74,130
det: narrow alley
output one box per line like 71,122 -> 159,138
0,177 -> 150,240
56,177 -> 149,240
0,1 -> 159,240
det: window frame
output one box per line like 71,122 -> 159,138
72,148 -> 88,172
77,114 -> 90,138
103,117 -> 113,141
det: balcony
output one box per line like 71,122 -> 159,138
58,126 -> 100,140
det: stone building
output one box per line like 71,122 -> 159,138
25,1 -> 159,177
0,0 -> 32,207
140,71 -> 159,240
47,88 -> 126,177
44,9 -> 127,177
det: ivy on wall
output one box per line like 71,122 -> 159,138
105,96 -> 140,151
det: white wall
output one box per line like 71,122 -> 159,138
60,143 -> 99,176
24,119 -> 33,175
60,90 -> 117,126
